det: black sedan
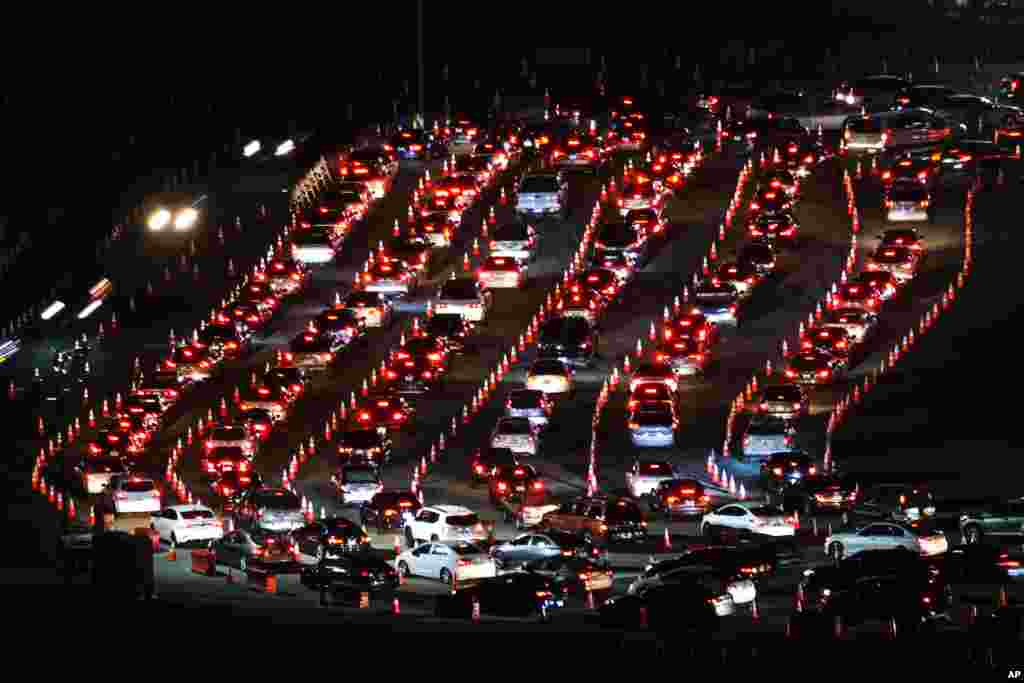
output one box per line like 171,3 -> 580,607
360,490 -> 422,531
299,554 -> 399,596
599,579 -> 719,633
436,572 -> 566,621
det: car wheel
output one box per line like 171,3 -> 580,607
405,528 -> 416,548
398,561 -> 410,578
829,542 -> 844,563
430,534 -> 440,543
315,545 -> 324,563
171,532 -> 179,546
803,500 -> 814,517
515,515 -> 525,530
440,568 -> 452,585
963,524 -> 982,545
702,523 -> 715,539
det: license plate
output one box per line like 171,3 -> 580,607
404,375 -> 414,382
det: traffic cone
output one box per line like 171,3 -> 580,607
997,585 -> 1009,609
167,540 -> 178,561
488,207 -> 496,225
751,599 -> 760,621
795,583 -> 805,612
463,252 -> 471,271
359,592 -> 369,609
662,527 -> 671,551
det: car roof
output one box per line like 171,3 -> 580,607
168,504 -> 213,513
428,505 -> 474,515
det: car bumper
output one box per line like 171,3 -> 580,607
665,500 -> 708,516
116,499 -> 160,514
176,527 -> 224,544
258,519 -> 304,532
630,432 -> 675,447
85,476 -> 112,495
887,210 -> 928,222
293,248 -> 336,264
339,489 -> 379,505
516,206 -> 562,216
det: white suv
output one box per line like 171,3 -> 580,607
404,505 -> 487,548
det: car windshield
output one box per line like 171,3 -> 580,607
341,431 -> 381,448
293,230 -> 332,246
634,412 -> 672,426
124,479 -> 154,493
509,391 -> 543,409
86,459 -> 124,474
211,447 -> 245,460
344,468 -> 379,484
255,491 -> 300,510
212,427 -> 247,440
748,417 -> 791,434
181,509 -> 215,520
541,317 -> 590,339
597,222 -> 638,246
520,176 -> 560,194
847,117 -> 883,134
446,513 -> 480,527
498,418 -> 533,435
873,247 -> 913,263
763,386 -> 802,402
493,223 -> 530,241
426,314 -> 462,335
531,361 -> 566,376
440,281 -> 480,299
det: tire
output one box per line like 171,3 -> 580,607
803,499 -> 814,518
440,568 -> 452,585
405,528 -> 415,548
315,545 -> 324,563
171,532 -> 178,546
829,542 -> 844,563
963,524 -> 982,545
516,516 -> 525,530
430,534 -> 440,542
398,561 -> 410,578
702,524 -> 715,540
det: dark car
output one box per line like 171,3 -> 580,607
382,356 -> 443,394
424,313 -> 473,354
198,321 -> 250,359
299,554 -> 399,596
537,316 -> 598,368
470,447 -> 520,485
261,366 -> 307,401
599,579 -> 719,633
640,544 -> 779,585
651,478 -> 711,519
213,528 -> 297,570
436,572 -> 565,621
488,464 -> 545,507
774,474 -> 858,515
360,490 -> 422,531
738,241 -> 777,275
522,556 -> 615,595
541,496 -> 647,545
760,451 -> 816,491
337,429 -> 391,466
211,470 -> 263,504
314,308 -> 366,347
941,544 -> 1024,583
291,517 -> 371,563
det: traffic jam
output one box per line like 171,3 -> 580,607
30,74 -> 1024,636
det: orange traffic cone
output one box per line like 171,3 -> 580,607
662,527 -> 671,551
167,540 -> 178,561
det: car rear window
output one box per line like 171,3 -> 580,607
509,391 -> 543,409
634,412 -> 672,427
344,468 -> 379,484
293,230 -> 333,246
345,292 -> 381,306
499,419 -> 533,434
86,460 -> 124,474
341,431 -> 381,448
873,247 -> 913,263
451,542 -> 485,555
440,281 -> 480,299
764,386 -> 801,402
531,360 -> 566,376
181,509 -> 215,520
607,501 -> 643,522
493,223 -> 529,241
213,427 -> 247,440
847,117 -> 883,134
446,513 -> 480,527
124,479 -> 155,493
256,491 -> 300,510
520,176 -> 560,194
748,417 -> 791,435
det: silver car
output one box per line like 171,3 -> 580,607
741,415 -> 798,461
516,173 -> 567,219
505,389 -> 551,429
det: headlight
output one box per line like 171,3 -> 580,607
174,207 -> 199,231
148,208 -> 172,231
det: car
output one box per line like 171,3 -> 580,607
470,446 -> 520,485
995,109 -> 1024,146
314,308 -> 366,347
757,384 -> 807,418
505,389 -> 552,429
958,498 -> 1024,545
489,416 -> 540,456
396,541 -> 497,585
556,288 -> 605,324
776,139 -> 821,175
404,505 -> 488,547
700,502 -> 795,539
237,384 -> 288,422
132,376 -> 180,412
104,475 -> 161,517
438,572 -> 566,619
943,544 -> 1024,582
775,474 -> 859,515
624,208 -> 667,240
537,316 -> 598,368
198,319 -> 250,359
337,428 -> 391,466
741,416 -> 799,460
421,313 -> 472,355
204,423 -> 256,459
341,291 -> 393,328
339,146 -> 397,190
315,187 -> 367,224
226,300 -> 271,331
292,517 -> 371,564
352,393 -> 414,432
541,496 -> 647,545
651,479 -> 711,519
199,446 -> 253,478
233,488 -> 304,532
600,579 -> 722,629
382,356 -> 443,395
867,245 -> 920,282
299,553 -> 399,597
261,366 -> 307,402
853,271 -> 900,302
877,228 -> 925,255
360,490 -> 421,531
629,403 -> 678,448
635,159 -> 685,196
435,278 -> 493,323
884,182 -> 932,223
488,463 -> 545,507
877,154 -> 937,187
800,325 -> 853,365
592,251 -> 633,284
521,360 -> 573,401
477,255 -> 526,289
831,282 -> 880,313
390,128 -> 445,161
849,482 -> 937,524
628,546 -> 762,609
653,337 -> 711,377
168,344 -> 214,384
748,210 -> 799,243
821,307 -> 877,344
892,84 -> 957,113
692,279 -> 740,325
825,521 -> 948,561
77,456 -> 127,495
490,530 -> 607,568
331,464 -> 384,506
408,210 -> 455,248
150,504 -> 222,545
617,176 -> 662,216
392,335 -> 449,373
784,349 -> 842,385
625,458 -> 680,499
210,470 -> 262,501
516,172 -> 567,219
264,255 -> 310,296
748,188 -> 792,218
85,430 -> 132,459
521,556 -> 614,595
593,220 -> 648,266
759,451 -> 818,490
473,139 -> 511,170
119,396 -> 162,430
286,331 -> 337,371
490,221 -> 537,264
361,258 -> 419,297
738,241 -> 777,276
627,382 -> 677,414
550,130 -> 603,172
629,362 -> 678,394
290,226 -> 340,265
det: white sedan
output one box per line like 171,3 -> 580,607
151,504 -> 224,545
824,521 -> 948,561
395,541 -> 497,585
525,359 -> 574,397
700,502 -> 795,538
490,417 -> 539,456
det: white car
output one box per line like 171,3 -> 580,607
525,359 -> 574,397
490,417 -> 539,456
151,504 -> 224,545
396,541 -> 497,585
625,459 -> 680,498
106,475 -> 161,516
204,424 -> 256,459
515,173 -> 566,219
821,307 -> 878,344
741,415 -> 799,461
291,227 -> 340,265
435,278 -> 493,323
628,363 -> 678,394
404,505 -> 488,546
505,389 -> 552,429
824,521 -> 948,561
490,222 -> 537,263
477,256 -> 525,289
78,456 -> 126,495
332,464 -> 384,506
700,502 -> 795,538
